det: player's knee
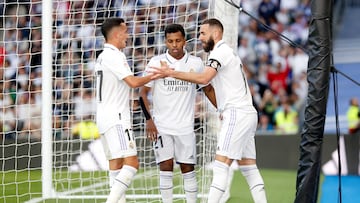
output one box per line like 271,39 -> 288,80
238,158 -> 256,166
159,159 -> 174,171
109,158 -> 124,170
123,156 -> 139,170
180,163 -> 195,173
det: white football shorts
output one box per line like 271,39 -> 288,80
216,108 -> 258,160
153,132 -> 196,165
100,124 -> 137,160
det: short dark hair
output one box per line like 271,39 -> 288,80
101,18 -> 125,41
164,24 -> 186,38
202,18 -> 224,32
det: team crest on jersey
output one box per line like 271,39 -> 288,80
129,141 -> 135,149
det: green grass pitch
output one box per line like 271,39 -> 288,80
1,169 -> 322,203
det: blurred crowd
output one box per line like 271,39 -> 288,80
0,0 -> 313,141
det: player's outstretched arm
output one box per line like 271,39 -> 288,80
150,61 -> 217,85
123,74 -> 162,88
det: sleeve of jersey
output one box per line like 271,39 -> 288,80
195,57 -> 208,89
207,51 -> 223,71
108,52 -> 133,80
209,46 -> 237,71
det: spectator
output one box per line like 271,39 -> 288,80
74,88 -> 96,120
53,80 -> 75,139
257,113 -> 274,133
280,0 -> 298,12
258,89 -> 278,126
16,93 -> 42,139
238,35 -> 257,67
288,47 -> 309,81
267,55 -> 291,95
0,93 -> 16,139
347,97 -> 360,134
289,10 -> 308,44
274,98 -> 299,134
0,46 -> 6,66
3,59 -> 16,79
75,14 -> 96,61
258,0 -> 278,26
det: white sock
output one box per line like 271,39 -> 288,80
207,160 -> 229,203
220,162 -> 239,203
159,171 -> 173,203
109,169 -> 126,203
109,169 -> 121,187
106,165 -> 137,203
183,170 -> 198,203
117,194 -> 126,203
239,164 -> 267,203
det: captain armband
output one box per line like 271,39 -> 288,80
206,59 -> 221,71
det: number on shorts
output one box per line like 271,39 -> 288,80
96,70 -> 103,102
154,136 -> 163,149
239,64 -> 248,94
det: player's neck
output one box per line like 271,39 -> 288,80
171,52 -> 185,60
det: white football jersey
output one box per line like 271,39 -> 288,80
208,40 -> 256,113
145,50 -> 204,135
95,43 -> 133,133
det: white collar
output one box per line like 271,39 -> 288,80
104,43 -> 120,51
165,49 -> 189,64
213,40 -> 226,50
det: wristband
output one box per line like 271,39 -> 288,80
139,96 -> 151,120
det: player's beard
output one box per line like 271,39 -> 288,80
202,37 -> 215,52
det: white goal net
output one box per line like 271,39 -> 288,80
0,0 -> 239,202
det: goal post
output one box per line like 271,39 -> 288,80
0,0 -> 239,202
41,0 -> 54,199
213,0 -> 241,49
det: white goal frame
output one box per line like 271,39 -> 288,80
39,0 -> 240,202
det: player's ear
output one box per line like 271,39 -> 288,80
213,28 -> 221,40
212,25 -> 223,39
